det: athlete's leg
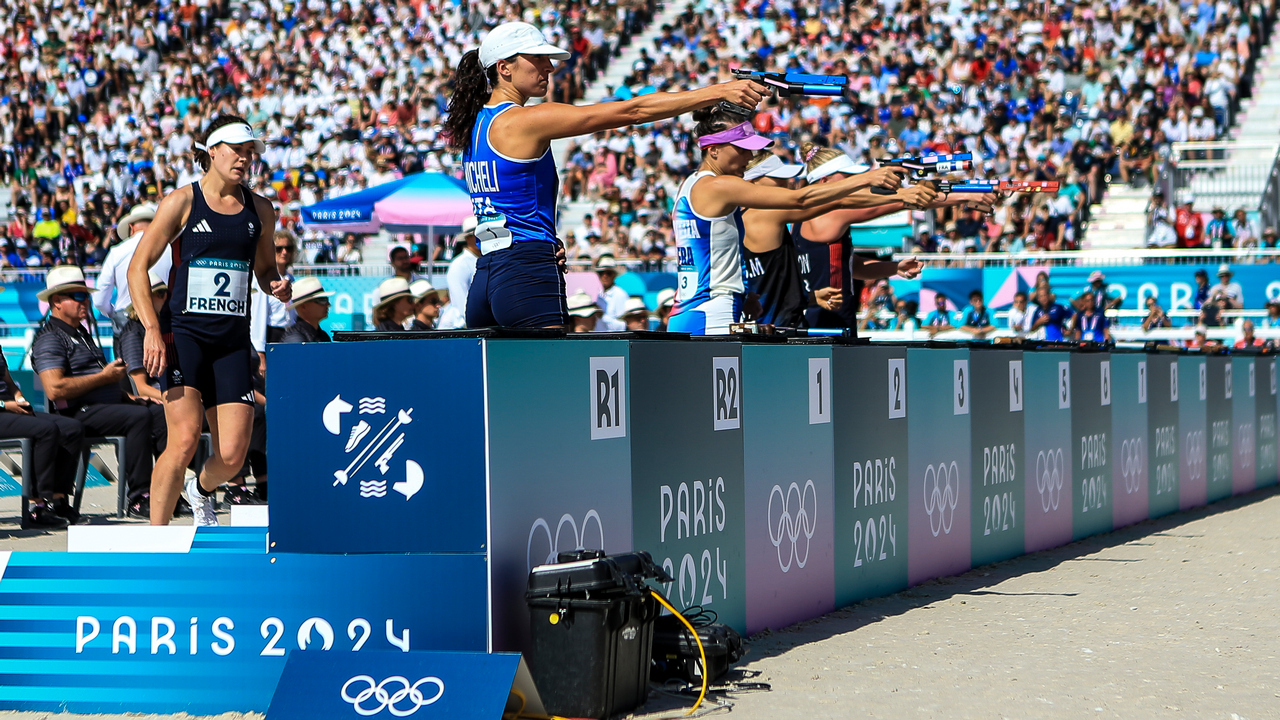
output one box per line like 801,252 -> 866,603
198,402 -> 254,492
150,386 -> 205,524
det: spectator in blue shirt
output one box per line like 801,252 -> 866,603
1031,287 -> 1071,341
899,117 -> 927,153
924,293 -> 956,335
1192,269 -> 1211,309
1072,292 -> 1111,343
958,290 -> 994,339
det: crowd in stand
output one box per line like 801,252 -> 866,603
559,0 -> 1276,261
0,0 -> 655,269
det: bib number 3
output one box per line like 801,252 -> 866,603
186,258 -> 250,316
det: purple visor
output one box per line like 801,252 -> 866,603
697,122 -> 774,150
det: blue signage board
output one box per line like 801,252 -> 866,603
0,551 -> 487,714
267,338 -> 488,554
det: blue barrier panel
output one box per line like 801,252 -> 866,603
1023,350 -> 1074,552
742,343 -> 835,634
630,340 -> 747,632
267,650 -> 534,720
1232,356 -> 1257,494
1178,355 -> 1209,510
1206,355 -> 1233,503
969,347 -> 1025,566
906,346 -> 971,585
1259,356 -> 1278,487
1071,352 -> 1113,540
1147,354 -> 1181,517
0,551 -> 487,714
832,344 -> 908,606
484,339 -> 633,653
1111,352 -> 1150,528
266,338 -> 487,554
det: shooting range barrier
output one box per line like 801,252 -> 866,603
0,336 -> 1274,714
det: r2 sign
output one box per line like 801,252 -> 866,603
953,359 -> 969,416
590,357 -> 626,440
712,357 -> 741,431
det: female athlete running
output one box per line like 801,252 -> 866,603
127,115 -> 291,526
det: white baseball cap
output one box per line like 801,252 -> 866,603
197,122 -> 266,154
479,22 -> 570,69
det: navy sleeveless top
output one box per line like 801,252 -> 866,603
164,182 -> 262,342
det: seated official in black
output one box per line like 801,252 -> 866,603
32,266 -> 166,518
0,337 -> 85,528
280,277 -> 334,343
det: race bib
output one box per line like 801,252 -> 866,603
676,266 -> 697,302
475,214 -> 513,244
186,258 -> 250,316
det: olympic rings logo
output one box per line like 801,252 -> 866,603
341,675 -> 444,716
1119,438 -> 1144,495
1184,430 -> 1206,482
923,462 -> 960,536
1035,449 -> 1065,512
768,480 -> 818,572
527,510 -> 604,572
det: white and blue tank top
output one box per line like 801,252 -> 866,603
462,102 -> 559,245
671,171 -> 746,316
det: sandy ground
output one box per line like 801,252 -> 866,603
1,484 -> 1277,719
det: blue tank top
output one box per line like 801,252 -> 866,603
163,182 -> 261,342
463,102 -> 559,244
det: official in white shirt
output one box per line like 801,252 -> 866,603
92,203 -> 172,336
595,255 -> 630,325
440,216 -> 479,330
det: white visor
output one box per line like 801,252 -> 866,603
197,123 -> 266,154
479,22 -> 571,68
806,154 -> 870,183
745,155 -> 807,182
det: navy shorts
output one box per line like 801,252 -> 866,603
159,328 -> 256,409
466,241 -> 569,328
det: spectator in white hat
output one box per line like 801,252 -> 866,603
621,297 -> 651,331
281,278 -> 335,343
1208,265 -> 1244,309
408,280 -> 442,331
567,292 -> 605,333
440,216 -> 479,330
372,278 -> 415,332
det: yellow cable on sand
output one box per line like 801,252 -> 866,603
650,589 -> 709,716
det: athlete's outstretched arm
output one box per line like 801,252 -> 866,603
129,186 -> 193,378
508,80 -> 768,150
695,173 -> 936,220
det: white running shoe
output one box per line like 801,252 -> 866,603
185,475 -> 218,527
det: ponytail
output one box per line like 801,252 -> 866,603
799,141 -> 843,173
444,50 -> 499,155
